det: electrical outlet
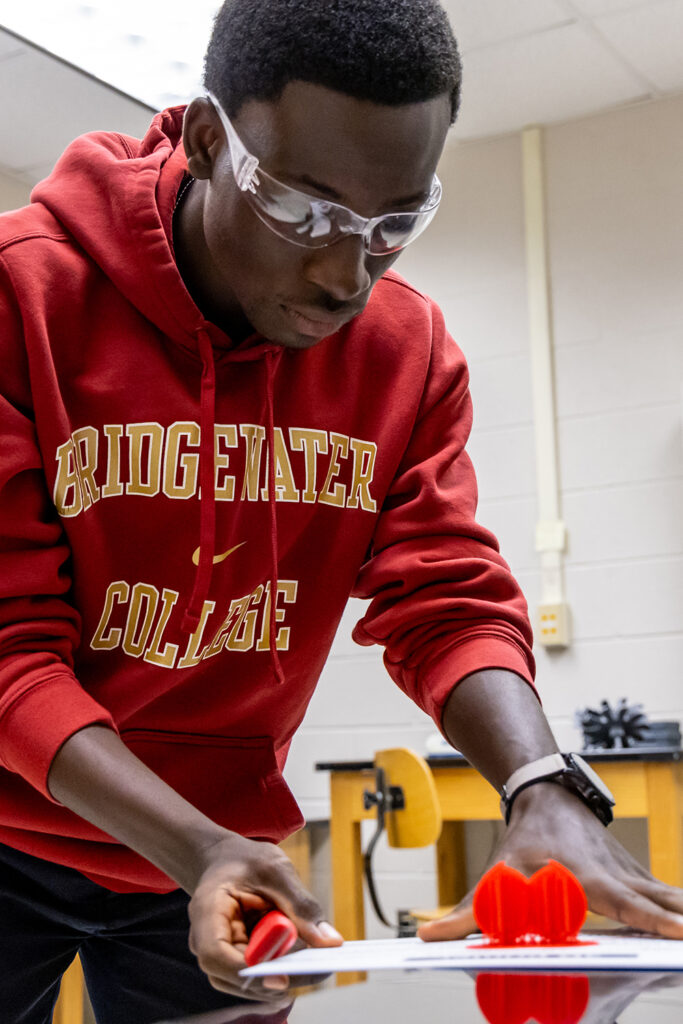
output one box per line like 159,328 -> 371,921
537,602 -> 571,647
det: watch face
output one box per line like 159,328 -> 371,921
569,754 -> 615,804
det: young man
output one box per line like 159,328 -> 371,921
1,1 -> 682,1021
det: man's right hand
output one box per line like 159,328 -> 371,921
188,832 -> 342,992
47,725 -> 342,993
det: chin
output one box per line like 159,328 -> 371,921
274,332 -> 330,350
254,307 -> 335,350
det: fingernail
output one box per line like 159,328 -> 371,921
317,921 -> 343,941
263,974 -> 289,990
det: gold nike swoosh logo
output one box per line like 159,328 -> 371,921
192,541 -> 246,567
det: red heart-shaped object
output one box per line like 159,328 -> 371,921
473,861 -> 531,945
472,861 -> 587,945
528,862 -> 587,944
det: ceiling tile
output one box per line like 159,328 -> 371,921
442,0 -> 572,51
454,21 -> 650,139
594,0 -> 683,91
2,1 -> 213,110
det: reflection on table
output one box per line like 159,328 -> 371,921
158,967 -> 683,1024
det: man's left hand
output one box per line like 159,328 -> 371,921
418,782 -> 683,941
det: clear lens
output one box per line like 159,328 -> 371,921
208,91 -> 442,255
247,172 -> 440,253
370,213 -> 420,255
368,207 -> 438,255
250,181 -> 437,253
254,174 -> 316,225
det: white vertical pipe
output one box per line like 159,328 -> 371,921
522,126 -> 566,610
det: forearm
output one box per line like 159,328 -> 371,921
47,725 -> 229,892
441,668 -> 559,791
48,724 -> 339,986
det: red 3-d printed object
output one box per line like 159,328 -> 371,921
244,910 -> 298,966
472,860 -> 589,947
476,972 -> 590,1024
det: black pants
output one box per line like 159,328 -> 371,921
0,842 -> 241,1024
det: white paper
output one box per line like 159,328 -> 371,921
241,933 -> 683,978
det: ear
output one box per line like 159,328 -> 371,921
182,97 -> 224,181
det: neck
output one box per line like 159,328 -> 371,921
173,178 -> 253,343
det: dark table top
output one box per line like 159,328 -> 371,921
315,748 -> 682,772
158,967 -> 683,1024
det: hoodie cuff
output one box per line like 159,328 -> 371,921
0,669 -> 117,800
415,637 -> 538,732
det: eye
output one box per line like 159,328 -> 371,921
376,213 -> 418,245
262,191 -> 316,224
299,213 -> 333,239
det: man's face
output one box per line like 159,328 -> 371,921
190,81 -> 451,349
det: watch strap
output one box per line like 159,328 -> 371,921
500,753 -> 569,824
503,753 -> 567,799
500,752 -> 615,826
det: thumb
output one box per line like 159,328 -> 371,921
417,903 -> 476,942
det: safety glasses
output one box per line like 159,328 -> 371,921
207,91 -> 442,256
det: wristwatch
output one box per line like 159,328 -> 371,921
500,752 -> 615,826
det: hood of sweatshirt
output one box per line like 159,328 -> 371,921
32,107 -> 286,669
33,107 -> 217,355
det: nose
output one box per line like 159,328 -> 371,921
302,234 -> 372,303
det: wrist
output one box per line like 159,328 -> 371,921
507,778 -> 601,825
509,779 -> 571,815
501,751 -> 615,827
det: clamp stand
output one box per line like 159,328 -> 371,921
361,748 -> 443,931
362,766 -> 405,928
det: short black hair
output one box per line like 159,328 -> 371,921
203,0 -> 462,124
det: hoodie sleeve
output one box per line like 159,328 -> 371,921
0,259 -> 116,798
351,297 -> 536,729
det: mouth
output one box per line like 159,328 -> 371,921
280,304 -> 351,338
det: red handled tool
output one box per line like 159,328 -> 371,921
244,910 -> 298,966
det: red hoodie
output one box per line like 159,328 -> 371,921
0,108 -> 535,892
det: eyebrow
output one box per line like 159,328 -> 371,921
294,173 -> 431,209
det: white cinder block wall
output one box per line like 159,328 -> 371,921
0,173 -> 31,212
286,93 -> 683,936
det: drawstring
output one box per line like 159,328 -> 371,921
264,351 -> 286,685
181,327 -> 216,634
181,331 -> 285,686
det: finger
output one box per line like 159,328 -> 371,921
587,879 -> 683,939
286,971 -> 333,989
239,847 -> 342,948
417,903 -> 476,942
206,972 -> 290,1002
266,876 -> 342,947
190,890 -> 252,979
632,878 -> 683,916
261,890 -> 342,948
240,996 -> 294,1017
304,919 -> 344,947
262,974 -> 289,991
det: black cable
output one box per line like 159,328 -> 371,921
362,766 -> 396,930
